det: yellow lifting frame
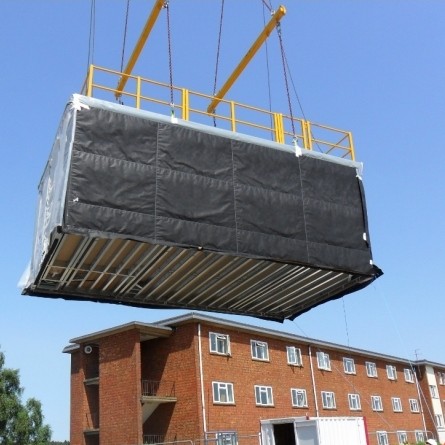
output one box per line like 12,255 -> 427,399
207,5 -> 286,114
115,0 -> 165,99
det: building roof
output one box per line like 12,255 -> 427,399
63,321 -> 172,353
62,311 -> 445,369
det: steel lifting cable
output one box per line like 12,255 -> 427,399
164,1 -> 175,117
120,0 -> 131,74
87,0 -> 96,69
212,0 -> 225,127
261,0 -> 272,13
276,22 -> 297,141
262,1 -> 274,139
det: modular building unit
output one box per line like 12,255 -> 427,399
21,94 -> 381,321
261,416 -> 369,445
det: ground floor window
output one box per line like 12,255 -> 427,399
376,431 -> 389,445
415,431 -> 424,442
397,431 -> 407,444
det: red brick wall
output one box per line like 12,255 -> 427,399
70,350 -> 84,445
98,329 -> 142,445
140,323 -> 201,442
198,323 -> 425,445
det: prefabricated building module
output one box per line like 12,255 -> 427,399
21,94 -> 382,322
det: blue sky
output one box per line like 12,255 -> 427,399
1,1 -> 444,441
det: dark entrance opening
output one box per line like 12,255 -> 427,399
273,422 -> 295,445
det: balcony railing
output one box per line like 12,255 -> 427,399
81,65 -> 355,160
141,380 -> 175,398
143,434 -> 166,444
84,411 -> 99,431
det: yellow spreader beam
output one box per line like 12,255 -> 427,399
207,5 -> 286,114
115,0 -> 165,99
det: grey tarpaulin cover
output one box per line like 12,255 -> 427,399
21,95 -> 382,321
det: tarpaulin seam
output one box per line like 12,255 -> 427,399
154,122 -> 160,243
157,167 -> 232,186
70,150 -> 157,169
297,158 -> 310,263
230,140 -> 240,254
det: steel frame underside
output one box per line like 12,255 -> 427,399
26,232 -> 370,321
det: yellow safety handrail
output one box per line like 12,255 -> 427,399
81,65 -> 355,160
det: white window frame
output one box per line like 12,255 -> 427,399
215,432 -> 237,445
287,346 -> 303,366
251,340 -> 269,361
254,385 -> 274,406
348,393 -> 361,411
212,382 -> 235,404
376,431 -> 389,445
435,414 -> 444,428
397,431 -> 408,445
321,391 -> 336,409
386,365 -> 397,380
343,357 -> 356,374
392,397 -> 402,412
404,368 -> 414,383
372,395 -> 383,411
409,398 -> 420,413
366,361 -> 378,378
291,388 -> 308,408
415,431 -> 424,442
439,372 -> 445,385
430,385 -> 439,398
209,332 -> 231,356
317,351 -> 331,371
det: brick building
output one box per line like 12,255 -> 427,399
63,313 -> 445,445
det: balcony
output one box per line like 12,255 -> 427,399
141,380 -> 177,422
84,411 -> 99,435
84,364 -> 99,385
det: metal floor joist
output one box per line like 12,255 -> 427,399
25,232 -> 371,321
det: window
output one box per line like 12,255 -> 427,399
392,397 -> 402,412
209,332 -> 231,355
216,432 -> 237,445
376,431 -> 389,445
317,351 -> 331,371
212,382 -> 234,404
343,358 -> 356,374
430,385 -> 439,398
321,391 -> 336,409
254,385 -> 273,406
372,395 -> 383,411
438,372 -> 445,385
397,431 -> 408,445
348,393 -> 361,411
251,340 -> 269,361
415,431 -> 424,442
291,388 -> 308,408
435,414 -> 444,428
404,368 -> 414,383
386,365 -> 397,380
366,361 -> 378,378
409,398 -> 420,412
287,346 -> 303,366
